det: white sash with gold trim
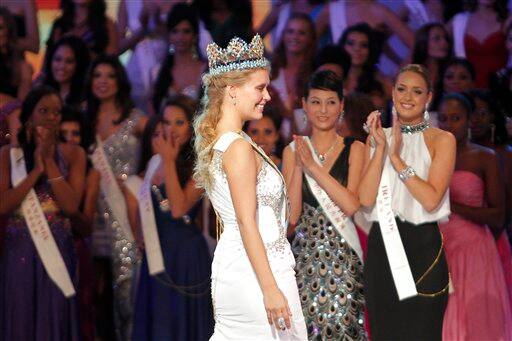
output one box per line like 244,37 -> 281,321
90,136 -> 134,242
376,165 -> 417,300
10,147 -> 76,298
292,137 -> 363,262
125,155 -> 165,275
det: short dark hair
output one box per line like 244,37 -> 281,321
303,70 -> 344,100
313,44 -> 351,79
60,105 -> 94,150
439,92 -> 474,117
443,58 -> 476,81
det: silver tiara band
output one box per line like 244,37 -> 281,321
208,58 -> 270,76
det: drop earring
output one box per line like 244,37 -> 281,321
490,124 -> 495,143
338,111 -> 345,123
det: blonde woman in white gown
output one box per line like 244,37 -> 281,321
193,34 -> 307,340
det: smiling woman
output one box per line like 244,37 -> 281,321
193,34 -> 307,340
283,70 -> 367,340
359,64 -> 456,340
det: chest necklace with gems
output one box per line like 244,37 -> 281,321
400,120 -> 430,134
311,137 -> 338,163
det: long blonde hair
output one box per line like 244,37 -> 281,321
193,67 -> 268,190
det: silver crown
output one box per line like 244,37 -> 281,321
206,34 -> 269,76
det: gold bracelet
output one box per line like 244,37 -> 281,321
47,175 -> 64,183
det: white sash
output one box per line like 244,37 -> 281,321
453,13 -> 469,58
10,148 -> 75,298
377,166 -> 417,300
329,1 -> 347,44
90,136 -> 134,242
291,137 -> 363,262
125,155 -> 165,275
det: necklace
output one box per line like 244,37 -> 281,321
400,120 -> 430,134
312,136 -> 338,163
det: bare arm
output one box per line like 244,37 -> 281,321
116,0 -> 148,55
256,4 -> 280,38
0,146 -> 44,216
282,144 -> 303,232
375,4 -> 414,48
224,139 -> 292,329
315,6 -> 330,42
105,18 -> 118,55
390,128 -> 456,212
451,151 -> 505,234
82,168 -> 100,222
45,144 -> 86,215
162,160 -> 203,219
17,61 -> 33,100
16,0 -> 40,53
297,138 -> 364,216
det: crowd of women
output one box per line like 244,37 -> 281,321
0,0 -> 511,340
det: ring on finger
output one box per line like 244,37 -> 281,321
277,317 -> 286,330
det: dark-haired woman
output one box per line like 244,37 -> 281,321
283,70 -> 366,340
468,89 -> 512,306
0,86 -> 86,340
448,0 -> 509,88
131,95 -> 213,340
85,55 -> 147,340
152,3 -> 206,113
46,0 -> 117,58
412,23 -> 452,91
271,13 -> 316,139
437,92 -> 512,340
339,24 -> 392,107
360,65 -> 455,340
42,36 -> 90,107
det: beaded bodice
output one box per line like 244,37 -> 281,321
101,110 -> 142,179
208,132 -> 289,257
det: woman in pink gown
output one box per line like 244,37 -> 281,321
438,93 -> 512,340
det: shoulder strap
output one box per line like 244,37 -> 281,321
212,132 -> 243,152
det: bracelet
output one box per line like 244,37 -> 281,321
47,175 -> 64,183
398,166 -> 416,181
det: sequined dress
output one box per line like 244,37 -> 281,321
208,132 -> 307,340
0,148 -> 79,340
291,138 -> 366,341
132,184 -> 214,340
92,110 -> 142,340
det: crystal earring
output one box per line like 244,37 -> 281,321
232,97 -> 237,106
467,127 -> 472,141
168,43 -> 175,54
424,104 -> 430,121
490,124 -> 496,143
338,111 -> 345,123
392,106 -> 398,118
302,111 -> 308,125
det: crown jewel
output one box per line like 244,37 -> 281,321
206,34 -> 269,76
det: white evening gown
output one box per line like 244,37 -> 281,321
207,132 -> 307,340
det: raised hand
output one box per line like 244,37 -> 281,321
366,110 -> 386,149
294,135 -> 316,174
152,133 -> 181,162
389,114 -> 403,159
35,126 -> 56,160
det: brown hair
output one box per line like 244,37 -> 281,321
394,64 -> 432,92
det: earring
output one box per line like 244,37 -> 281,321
467,127 -> 472,141
168,43 -> 175,54
302,111 -> 308,125
191,41 -> 198,60
338,111 -> 345,123
232,97 -> 237,106
490,124 -> 495,143
424,104 -> 430,121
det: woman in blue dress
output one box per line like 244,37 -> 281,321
131,95 -> 214,340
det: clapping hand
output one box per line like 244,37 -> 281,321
389,114 -> 402,159
293,135 -> 317,174
364,110 -> 386,150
